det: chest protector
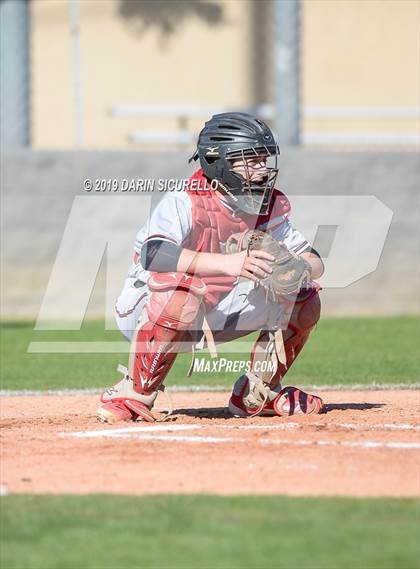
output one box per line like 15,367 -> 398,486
185,169 -> 291,309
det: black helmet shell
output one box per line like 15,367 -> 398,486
191,112 -> 280,215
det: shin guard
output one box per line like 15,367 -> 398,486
99,273 -> 207,423
129,273 -> 207,395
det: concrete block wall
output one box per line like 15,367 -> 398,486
1,149 -> 418,321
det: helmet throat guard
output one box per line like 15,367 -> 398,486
190,112 -> 280,216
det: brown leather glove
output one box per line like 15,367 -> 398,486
223,230 -> 312,302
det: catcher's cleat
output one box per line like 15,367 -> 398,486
98,400 -> 136,423
229,374 -> 283,417
228,375 -> 324,418
98,365 -> 159,423
273,386 -> 324,416
97,400 -> 155,424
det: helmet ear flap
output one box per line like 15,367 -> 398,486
203,155 -> 219,166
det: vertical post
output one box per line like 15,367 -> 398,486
0,0 -> 31,148
68,0 -> 84,148
272,0 -> 300,145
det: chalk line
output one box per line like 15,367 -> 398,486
61,423 -> 420,450
61,421 -> 420,440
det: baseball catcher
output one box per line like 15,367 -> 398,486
98,112 -> 324,423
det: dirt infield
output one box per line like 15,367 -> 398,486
1,390 -> 419,497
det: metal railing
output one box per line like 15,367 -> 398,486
110,104 -> 420,147
110,104 -> 274,145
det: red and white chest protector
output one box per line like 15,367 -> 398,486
184,169 -> 291,309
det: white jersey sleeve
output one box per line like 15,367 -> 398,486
134,192 -> 192,252
270,217 -> 311,255
127,192 -> 192,279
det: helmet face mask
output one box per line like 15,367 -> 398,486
191,113 -> 280,215
225,146 -> 279,215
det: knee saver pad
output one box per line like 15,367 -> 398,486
146,272 -> 207,330
289,288 -> 321,332
148,288 -> 201,329
148,272 -> 207,295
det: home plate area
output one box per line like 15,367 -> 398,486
1,389 -> 419,497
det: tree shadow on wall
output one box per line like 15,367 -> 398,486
118,0 -> 271,106
118,0 -> 225,46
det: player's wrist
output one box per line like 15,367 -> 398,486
222,251 -> 245,277
219,254 -> 234,277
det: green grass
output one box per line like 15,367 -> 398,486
0,316 -> 418,391
1,495 -> 419,569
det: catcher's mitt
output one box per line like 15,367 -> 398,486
223,229 -> 312,302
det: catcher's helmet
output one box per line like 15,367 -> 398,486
190,112 -> 279,215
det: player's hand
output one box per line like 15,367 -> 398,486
227,250 -> 274,281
